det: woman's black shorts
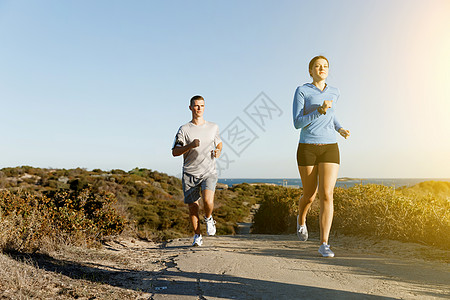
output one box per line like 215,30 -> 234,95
296,143 -> 340,166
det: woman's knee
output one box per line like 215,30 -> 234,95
320,190 -> 334,202
301,192 -> 317,204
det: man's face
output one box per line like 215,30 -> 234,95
189,99 -> 205,117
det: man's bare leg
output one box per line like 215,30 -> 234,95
188,201 -> 201,235
202,189 -> 215,218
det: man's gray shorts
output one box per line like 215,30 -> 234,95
182,173 -> 218,204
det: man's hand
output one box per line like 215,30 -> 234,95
211,148 -> 221,158
339,128 -> 350,139
190,139 -> 200,148
211,142 -> 223,159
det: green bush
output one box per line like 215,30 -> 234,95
128,198 -> 190,241
252,188 -> 300,234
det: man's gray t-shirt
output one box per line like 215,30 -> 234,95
172,121 -> 222,177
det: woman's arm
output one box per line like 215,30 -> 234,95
293,87 -> 322,129
334,116 -> 343,132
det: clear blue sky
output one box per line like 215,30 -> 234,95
1,0 -> 449,178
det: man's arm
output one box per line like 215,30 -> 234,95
172,139 -> 199,157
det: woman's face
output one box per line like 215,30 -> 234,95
309,58 -> 329,81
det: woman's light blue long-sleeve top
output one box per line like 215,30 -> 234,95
293,83 -> 343,144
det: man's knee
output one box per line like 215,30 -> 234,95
188,202 -> 199,212
202,189 -> 215,201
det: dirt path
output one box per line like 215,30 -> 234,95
147,234 -> 450,300
4,234 -> 449,299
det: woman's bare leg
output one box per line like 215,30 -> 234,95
298,165 -> 318,225
318,162 -> 339,244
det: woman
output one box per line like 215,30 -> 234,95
292,55 -> 350,257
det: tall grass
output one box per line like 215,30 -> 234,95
252,182 -> 450,249
333,184 -> 450,247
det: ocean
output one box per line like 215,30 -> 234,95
217,178 -> 450,188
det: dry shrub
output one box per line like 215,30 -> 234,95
252,183 -> 450,249
0,192 -> 52,253
0,189 -> 126,253
333,184 -> 450,248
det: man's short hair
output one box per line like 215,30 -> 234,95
190,95 -> 204,106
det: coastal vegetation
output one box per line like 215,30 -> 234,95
0,166 -> 449,298
0,166 -> 448,254
252,182 -> 450,249
0,166 -> 255,253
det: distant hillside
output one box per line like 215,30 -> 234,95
398,180 -> 450,199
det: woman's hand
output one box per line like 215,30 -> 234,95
339,128 -> 350,139
318,100 -> 333,114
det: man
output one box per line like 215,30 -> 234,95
172,95 -> 222,246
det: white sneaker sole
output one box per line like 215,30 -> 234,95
297,215 -> 308,241
206,218 -> 216,236
318,246 -> 334,257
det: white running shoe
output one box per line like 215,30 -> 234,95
318,243 -> 335,257
192,234 -> 203,247
297,215 -> 308,241
204,216 -> 216,236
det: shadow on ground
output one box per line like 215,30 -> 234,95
7,250 -> 400,300
6,234 -> 450,300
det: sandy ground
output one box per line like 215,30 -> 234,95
146,234 -> 450,300
2,233 -> 449,299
